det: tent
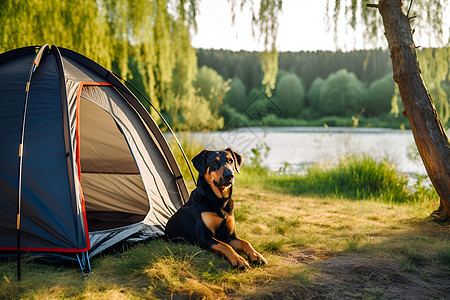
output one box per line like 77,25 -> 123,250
0,45 -> 189,273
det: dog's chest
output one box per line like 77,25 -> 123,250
201,211 -> 235,236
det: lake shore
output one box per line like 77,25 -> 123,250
171,126 -> 428,175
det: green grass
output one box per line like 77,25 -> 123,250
1,153 -> 447,299
241,154 -> 439,205
1,186 -> 448,299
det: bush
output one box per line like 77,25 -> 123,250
363,73 -> 395,117
223,77 -> 246,110
218,104 -> 251,128
306,77 -> 324,107
274,73 -> 306,118
315,69 -> 366,117
194,66 -> 228,114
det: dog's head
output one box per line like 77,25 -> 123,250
192,148 -> 242,199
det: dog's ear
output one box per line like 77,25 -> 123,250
225,148 -> 243,173
192,149 -> 209,176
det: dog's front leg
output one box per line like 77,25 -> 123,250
229,237 -> 267,265
209,237 -> 250,269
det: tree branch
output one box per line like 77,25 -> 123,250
407,0 -> 414,17
366,3 -> 379,8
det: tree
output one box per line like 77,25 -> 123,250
364,73 -> 395,116
194,66 -> 229,116
224,77 -> 247,110
274,73 -> 306,118
0,0 -> 201,130
306,77 -> 325,107
315,69 -> 365,117
244,0 -> 450,218
365,0 -> 450,219
323,0 -> 450,218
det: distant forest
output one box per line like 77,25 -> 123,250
196,48 -> 450,129
198,49 -> 393,91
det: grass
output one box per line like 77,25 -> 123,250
1,154 -> 448,299
241,154 -> 439,205
1,185 -> 448,299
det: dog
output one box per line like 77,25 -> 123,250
165,148 -> 267,269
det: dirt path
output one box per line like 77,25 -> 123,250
291,251 -> 450,299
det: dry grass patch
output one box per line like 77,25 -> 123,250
1,184 -> 448,299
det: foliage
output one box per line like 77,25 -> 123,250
315,69 -> 366,117
198,48 -> 394,92
274,72 -> 306,118
418,47 -> 450,125
270,154 -> 411,203
0,0 -> 227,131
363,73 -> 395,116
260,49 -> 279,96
0,0 -> 112,66
223,77 -> 247,111
326,0 -> 449,48
199,49 -> 430,129
247,143 -> 270,171
194,66 -> 230,116
176,95 -> 224,131
306,77 -> 324,107
230,0 -> 282,97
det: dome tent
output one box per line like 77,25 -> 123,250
0,45 -> 188,274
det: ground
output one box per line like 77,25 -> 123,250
293,251 -> 450,299
1,188 -> 449,299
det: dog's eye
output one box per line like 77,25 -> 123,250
228,158 -> 233,164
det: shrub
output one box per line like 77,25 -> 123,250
363,73 -> 395,117
223,77 -> 246,110
315,69 -> 366,117
194,66 -> 229,114
274,73 -> 306,118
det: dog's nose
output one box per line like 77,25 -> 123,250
224,174 -> 234,182
223,168 -> 234,182
223,167 -> 234,181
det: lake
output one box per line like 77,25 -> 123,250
173,127 -> 428,176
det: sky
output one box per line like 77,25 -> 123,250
191,0 -> 450,52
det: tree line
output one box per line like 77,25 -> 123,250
196,48 -> 449,129
1,1 -> 448,131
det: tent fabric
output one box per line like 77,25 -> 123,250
0,45 -> 188,262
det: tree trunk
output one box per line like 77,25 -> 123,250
376,0 -> 450,219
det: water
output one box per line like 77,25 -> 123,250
173,126 -> 427,176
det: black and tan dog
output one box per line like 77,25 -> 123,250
165,148 -> 266,269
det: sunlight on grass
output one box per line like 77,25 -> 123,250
0,163 -> 447,299
240,153 -> 440,206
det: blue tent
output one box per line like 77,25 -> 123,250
0,45 -> 188,274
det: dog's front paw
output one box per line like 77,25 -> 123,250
249,251 -> 267,266
231,254 -> 251,270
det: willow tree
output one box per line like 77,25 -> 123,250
242,0 -> 450,218
324,0 -> 450,219
0,0 -> 224,130
0,0 -> 112,67
229,0 -> 282,96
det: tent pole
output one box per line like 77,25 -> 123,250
111,71 -> 197,186
16,44 -> 49,282
16,63 -> 34,282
